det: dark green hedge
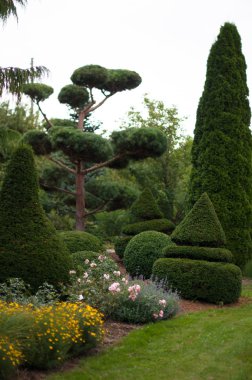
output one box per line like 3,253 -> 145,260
163,245 -> 234,263
152,258 -> 242,304
114,236 -> 132,259
59,231 -> 103,254
122,219 -> 175,236
124,231 -> 175,279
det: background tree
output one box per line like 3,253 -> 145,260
0,0 -> 48,98
119,95 -> 191,221
188,22 -> 252,268
23,65 -> 167,231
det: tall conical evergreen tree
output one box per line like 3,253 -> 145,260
189,22 -> 252,268
0,145 -> 72,290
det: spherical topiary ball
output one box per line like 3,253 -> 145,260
124,231 -> 175,279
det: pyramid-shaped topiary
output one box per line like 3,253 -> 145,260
130,188 -> 164,221
171,192 -> 226,247
116,188 -> 175,258
152,192 -> 242,304
0,145 -> 72,290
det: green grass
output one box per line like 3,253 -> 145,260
48,283 -> 252,380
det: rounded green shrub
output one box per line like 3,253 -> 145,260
124,231 -> 175,279
114,236 -> 132,259
59,231 -> 103,254
152,258 -> 242,304
163,246 -> 234,263
0,145 -> 72,291
123,219 -> 175,236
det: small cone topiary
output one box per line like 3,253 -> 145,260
171,192 -> 226,247
130,188 -> 164,221
0,145 -> 72,290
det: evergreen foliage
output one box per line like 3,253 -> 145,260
130,188 -> 164,221
58,84 -> 89,109
22,83 -> 53,103
0,145 -> 72,290
188,22 -> 252,267
163,246 -> 234,263
122,219 -> 175,236
153,258 -> 242,304
49,127 -> 113,162
124,231 -> 175,278
59,231 -> 103,253
152,191 -> 242,304
171,192 -> 226,247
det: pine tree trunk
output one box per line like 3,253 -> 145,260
75,161 -> 85,231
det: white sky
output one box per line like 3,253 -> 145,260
1,0 -> 252,136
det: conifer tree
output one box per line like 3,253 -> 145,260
189,22 -> 252,268
0,145 -> 72,290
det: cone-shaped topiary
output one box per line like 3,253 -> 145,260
0,145 -> 72,290
130,188 -> 164,221
171,192 -> 226,247
152,192 -> 242,304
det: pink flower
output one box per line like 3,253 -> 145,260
159,310 -> 164,318
159,299 -> 167,307
153,313 -> 159,319
109,282 -> 121,293
128,284 -> 141,301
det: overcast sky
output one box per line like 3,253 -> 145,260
1,0 -> 252,136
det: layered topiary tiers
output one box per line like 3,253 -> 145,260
115,188 -> 175,258
152,193 -> 242,304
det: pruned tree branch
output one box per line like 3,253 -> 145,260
36,101 -> 53,130
85,199 -> 112,217
40,182 -> 76,196
47,156 -> 76,174
82,153 -> 126,174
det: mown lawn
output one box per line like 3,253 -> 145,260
48,283 -> 252,380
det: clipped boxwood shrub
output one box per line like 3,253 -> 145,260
163,246 -> 234,263
152,258 -> 242,304
171,193 -> 226,247
122,219 -> 175,236
71,251 -> 99,272
114,236 -> 132,259
124,231 -> 175,279
59,231 -> 103,254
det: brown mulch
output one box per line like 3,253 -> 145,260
15,250 -> 252,379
